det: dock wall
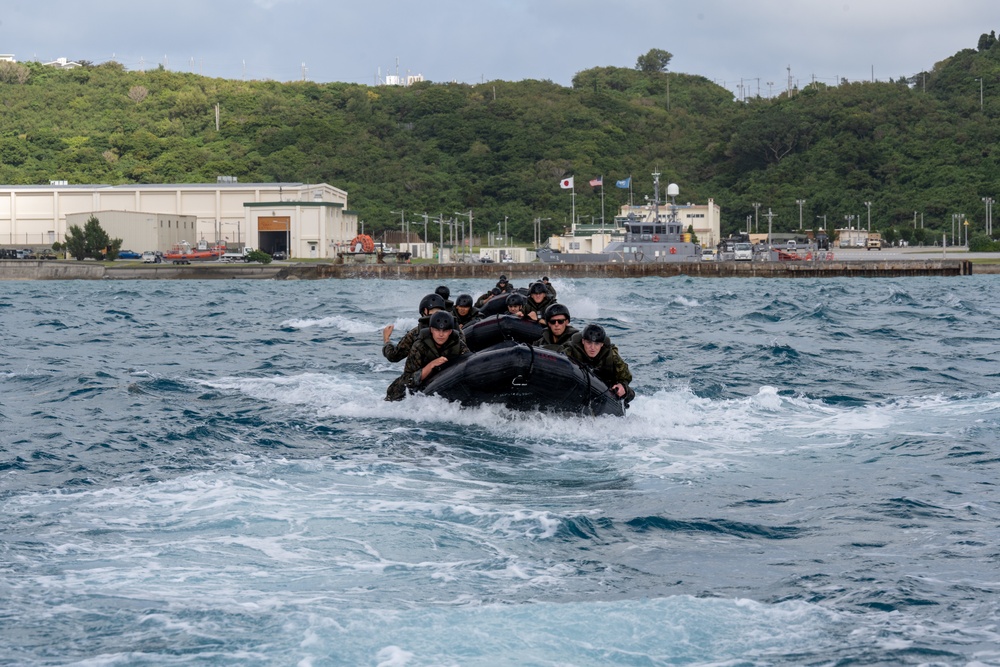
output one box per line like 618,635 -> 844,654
0,259 -> 981,281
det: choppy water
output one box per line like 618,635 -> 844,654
2,275 -> 999,666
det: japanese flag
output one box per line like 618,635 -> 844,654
559,176 -> 574,189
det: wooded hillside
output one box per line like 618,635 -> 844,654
2,33 -> 999,245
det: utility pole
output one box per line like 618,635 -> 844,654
863,201 -> 872,232
795,199 -> 806,230
752,202 -> 761,234
435,214 -> 445,264
390,209 -> 405,251
764,209 -> 777,248
983,197 -> 994,236
454,210 -> 473,260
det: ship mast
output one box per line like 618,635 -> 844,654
652,170 -> 661,224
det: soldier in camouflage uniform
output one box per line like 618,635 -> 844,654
451,294 -> 480,328
386,311 -> 470,401
540,276 -> 557,299
532,303 -> 578,351
382,293 -> 447,363
435,285 -> 454,311
562,324 -> 635,407
523,281 -> 557,325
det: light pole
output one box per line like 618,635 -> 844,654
534,217 -> 551,248
863,201 -> 872,232
746,214 -> 752,234
976,77 -> 984,111
795,199 -> 805,230
764,208 -> 777,248
390,209 -> 406,250
752,202 -> 761,233
983,197 -> 994,236
454,210 -> 473,259
964,219 -> 970,246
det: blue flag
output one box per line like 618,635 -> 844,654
615,177 -> 631,189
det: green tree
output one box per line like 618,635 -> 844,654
635,49 -> 673,73
246,249 -> 272,264
63,224 -> 88,260
64,215 -> 122,260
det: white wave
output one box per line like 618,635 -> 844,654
674,295 -> 701,307
281,314 -> 416,334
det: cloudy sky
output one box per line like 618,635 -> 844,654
4,0 -> 997,96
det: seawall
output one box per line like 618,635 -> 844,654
0,258 -> 980,280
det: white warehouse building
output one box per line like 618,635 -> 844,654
0,181 -> 359,259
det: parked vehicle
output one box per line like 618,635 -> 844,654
701,248 -> 717,262
118,250 -> 143,260
866,233 -> 882,251
219,247 -> 254,263
141,251 -> 160,263
733,242 -> 753,261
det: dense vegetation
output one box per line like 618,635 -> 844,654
2,35 -> 1000,244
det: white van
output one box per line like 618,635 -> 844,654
733,242 -> 753,261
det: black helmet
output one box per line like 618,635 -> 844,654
455,294 -> 473,308
418,293 -> 447,315
582,324 -> 606,343
541,276 -> 550,282
428,311 -> 455,331
490,287 -> 502,295
498,275 -> 508,283
544,303 -> 570,322
529,282 -> 547,295
435,285 -> 450,300
505,293 -> 526,307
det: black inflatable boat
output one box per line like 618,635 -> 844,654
462,314 -> 544,352
419,341 -> 626,417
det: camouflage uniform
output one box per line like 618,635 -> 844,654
385,328 -> 471,401
382,316 -> 428,363
523,293 -> 557,322
562,331 -> 635,406
451,304 -> 481,328
532,324 -> 579,352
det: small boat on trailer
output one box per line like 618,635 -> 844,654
163,239 -> 226,264
419,340 -> 626,417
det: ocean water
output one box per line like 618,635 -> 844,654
2,275 -> 999,666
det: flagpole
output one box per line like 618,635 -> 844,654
571,182 -> 576,231
629,174 -> 633,208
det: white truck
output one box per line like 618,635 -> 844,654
219,247 -> 253,263
733,242 -> 753,261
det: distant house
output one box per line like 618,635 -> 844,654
43,57 -> 82,69
0,54 -> 15,63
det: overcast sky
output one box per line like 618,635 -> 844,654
4,0 -> 997,97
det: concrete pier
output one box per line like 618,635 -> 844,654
0,258 -> 979,280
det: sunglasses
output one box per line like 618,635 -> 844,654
548,318 -> 568,325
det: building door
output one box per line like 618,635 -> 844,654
257,216 -> 290,255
